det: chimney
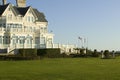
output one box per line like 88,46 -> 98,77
3,0 -> 6,5
1,0 -> 6,5
16,0 -> 26,7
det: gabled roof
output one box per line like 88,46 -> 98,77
0,3 -> 9,16
16,6 -> 30,16
0,3 -> 47,22
33,9 -> 48,22
12,6 -> 20,15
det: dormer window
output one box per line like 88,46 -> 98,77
8,8 -> 11,11
29,10 -> 32,14
8,14 -> 12,20
27,16 -> 35,22
31,17 -> 34,22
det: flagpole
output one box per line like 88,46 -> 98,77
78,37 -> 83,48
87,37 -> 88,49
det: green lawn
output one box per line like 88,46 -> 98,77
0,57 -> 120,80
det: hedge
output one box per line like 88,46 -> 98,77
37,48 -> 61,58
17,49 -> 37,57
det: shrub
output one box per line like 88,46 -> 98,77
92,49 -> 99,57
103,50 -> 110,59
37,48 -> 61,58
17,49 -> 37,57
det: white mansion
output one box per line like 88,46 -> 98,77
0,0 -> 76,54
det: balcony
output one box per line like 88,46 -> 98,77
0,28 -> 5,32
0,16 -> 6,22
0,16 -> 22,23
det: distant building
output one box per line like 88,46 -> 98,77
0,0 -> 76,54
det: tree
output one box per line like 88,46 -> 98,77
103,50 -> 110,59
92,49 -> 99,57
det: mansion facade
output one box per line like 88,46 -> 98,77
0,3 -> 54,51
0,0 -> 76,54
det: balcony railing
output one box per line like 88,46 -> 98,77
0,16 -> 22,22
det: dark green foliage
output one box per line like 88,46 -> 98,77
115,51 -> 120,57
17,49 -> 37,57
80,48 -> 85,54
103,50 -> 110,59
80,48 -> 86,57
0,55 -> 40,61
86,49 -> 93,56
74,48 -> 80,54
92,49 -> 99,57
37,48 -> 61,58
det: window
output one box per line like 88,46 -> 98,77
7,24 -> 10,31
3,23 -> 6,28
19,24 -> 22,28
3,36 -> 9,44
44,27 -> 47,33
35,37 -> 39,44
48,38 -> 52,44
27,40 -> 29,44
19,36 -> 25,44
10,24 -> 13,28
28,16 -> 30,22
31,17 -> 34,22
8,14 -> 12,20
29,10 -> 32,14
12,35 -> 18,44
20,39 -> 25,44
5,36 -> 10,44
40,27 -> 43,32
40,37 -> 45,44
12,39 -> 16,45
8,8 -> 11,11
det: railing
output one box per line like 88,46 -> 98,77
0,44 -> 9,49
0,16 -> 6,22
0,28 -> 5,32
3,28 -> 36,33
0,16 -> 23,22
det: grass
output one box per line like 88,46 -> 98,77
0,57 -> 120,80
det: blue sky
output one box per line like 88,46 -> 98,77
7,0 -> 120,51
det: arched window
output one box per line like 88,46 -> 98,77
8,14 -> 12,20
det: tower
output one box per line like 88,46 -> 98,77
16,0 -> 26,7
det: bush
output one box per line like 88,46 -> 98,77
92,49 -> 99,57
103,50 -> 110,59
17,49 -> 37,57
79,48 -> 86,57
37,48 -> 61,58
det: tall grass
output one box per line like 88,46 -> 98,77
0,58 -> 120,80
